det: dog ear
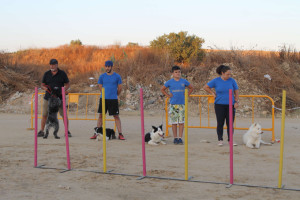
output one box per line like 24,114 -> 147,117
159,124 -> 163,130
95,127 -> 103,133
152,126 -> 158,132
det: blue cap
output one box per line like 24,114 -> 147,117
105,60 -> 113,67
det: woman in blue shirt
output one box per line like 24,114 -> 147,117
203,65 -> 239,146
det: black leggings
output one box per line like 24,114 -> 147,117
214,104 -> 235,141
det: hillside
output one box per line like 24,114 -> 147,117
0,45 -> 299,116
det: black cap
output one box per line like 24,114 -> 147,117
49,59 -> 58,65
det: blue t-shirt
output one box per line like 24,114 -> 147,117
98,72 -> 122,99
164,78 -> 190,105
207,77 -> 239,105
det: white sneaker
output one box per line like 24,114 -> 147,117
228,141 -> 238,146
218,141 -> 223,146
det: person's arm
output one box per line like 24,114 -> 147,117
64,82 -> 70,94
41,83 -> 47,91
203,84 -> 216,98
99,84 -> 103,93
187,84 -> 193,96
234,89 -> 239,108
41,73 -> 48,91
161,85 -> 172,98
117,84 -> 122,96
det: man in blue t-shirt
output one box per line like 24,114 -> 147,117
90,60 -> 125,140
161,66 -> 193,145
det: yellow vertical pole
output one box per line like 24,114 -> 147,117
102,88 -> 107,173
184,89 -> 188,180
278,90 -> 286,188
272,101 -> 275,142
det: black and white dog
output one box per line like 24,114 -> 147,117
44,87 -> 61,139
144,125 -> 166,145
94,127 -> 116,141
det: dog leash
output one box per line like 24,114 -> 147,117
45,85 -> 52,95
45,85 -> 60,98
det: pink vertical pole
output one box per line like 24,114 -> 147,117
34,87 -> 38,167
62,87 -> 71,170
229,89 -> 233,184
140,88 -> 146,176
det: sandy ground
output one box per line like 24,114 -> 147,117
1,112 -> 300,200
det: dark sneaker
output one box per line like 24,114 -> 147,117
68,131 -> 72,137
112,132 -> 116,139
54,135 -> 60,139
118,133 -> 125,140
37,131 -> 44,137
173,138 -> 178,145
90,134 -> 97,139
178,138 -> 183,145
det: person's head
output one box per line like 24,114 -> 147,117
216,65 -> 231,80
171,65 -> 181,79
49,59 -> 58,72
105,60 -> 113,74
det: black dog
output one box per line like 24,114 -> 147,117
94,127 -> 116,140
44,89 -> 62,139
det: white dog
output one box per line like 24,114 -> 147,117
243,123 -> 272,149
144,125 -> 166,145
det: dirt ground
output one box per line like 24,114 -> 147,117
1,112 -> 300,200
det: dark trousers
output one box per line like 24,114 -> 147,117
214,104 -> 235,141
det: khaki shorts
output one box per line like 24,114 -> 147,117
168,104 -> 185,124
42,99 -> 65,117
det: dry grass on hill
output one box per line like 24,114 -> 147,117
0,46 -> 299,111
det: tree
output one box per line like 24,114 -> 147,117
150,31 -> 205,64
127,42 -> 139,47
70,39 -> 82,46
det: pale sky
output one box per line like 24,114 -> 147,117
1,0 -> 299,52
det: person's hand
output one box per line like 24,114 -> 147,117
65,90 -> 69,95
168,94 -> 173,98
234,102 -> 239,108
